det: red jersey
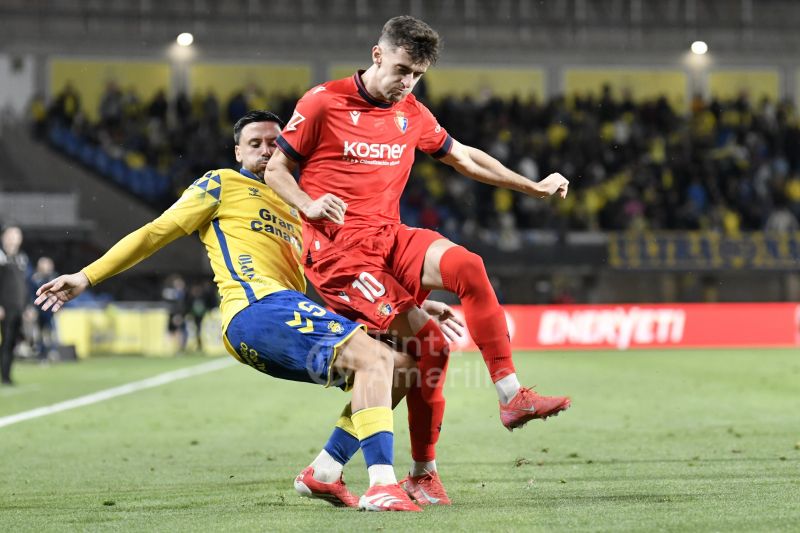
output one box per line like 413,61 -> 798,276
276,72 -> 452,233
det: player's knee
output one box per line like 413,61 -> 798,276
346,330 -> 394,374
446,246 -> 487,282
462,248 -> 488,277
393,350 -> 417,372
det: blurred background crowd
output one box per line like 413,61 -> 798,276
36,80 -> 800,248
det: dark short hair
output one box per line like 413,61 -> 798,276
233,110 -> 285,144
379,15 -> 441,66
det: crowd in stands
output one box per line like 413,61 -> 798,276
34,81 -> 800,244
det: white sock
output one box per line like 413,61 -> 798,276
310,449 -> 344,483
410,460 -> 437,477
367,464 -> 397,487
495,373 -> 522,404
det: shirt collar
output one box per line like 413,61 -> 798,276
354,70 -> 393,109
239,167 -> 263,182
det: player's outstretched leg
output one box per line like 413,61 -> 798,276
294,404 -> 360,507
433,242 -> 571,430
296,332 -> 419,511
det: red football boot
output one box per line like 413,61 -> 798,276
500,387 -> 571,431
400,470 -> 452,505
358,483 -> 422,512
293,466 -> 359,508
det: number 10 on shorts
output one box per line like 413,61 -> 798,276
351,272 -> 386,303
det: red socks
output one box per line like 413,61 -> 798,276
439,246 -> 515,382
405,319 -> 449,463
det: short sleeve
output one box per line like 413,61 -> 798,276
162,171 -> 222,234
416,103 -> 453,159
276,88 -> 327,162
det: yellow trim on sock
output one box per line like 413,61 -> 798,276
351,406 -> 393,441
334,403 -> 357,438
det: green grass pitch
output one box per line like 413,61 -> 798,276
1,349 -> 798,532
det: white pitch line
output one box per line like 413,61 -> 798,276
0,357 -> 237,429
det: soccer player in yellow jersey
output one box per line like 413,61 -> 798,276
34,110 -> 424,512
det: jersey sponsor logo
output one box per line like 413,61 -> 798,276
394,111 -> 408,133
286,111 -> 305,132
342,140 -> 407,163
312,86 -> 326,94
350,110 -> 361,125
238,254 -> 255,280
250,208 -> 301,251
248,187 -> 260,197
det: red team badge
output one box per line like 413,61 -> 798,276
394,111 -> 408,133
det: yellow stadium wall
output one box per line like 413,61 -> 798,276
330,64 -> 368,81
55,306 -> 225,358
564,68 -> 688,110
330,64 -> 544,102
708,69 -> 780,102
425,67 -> 545,102
189,63 -> 311,111
49,59 -> 171,121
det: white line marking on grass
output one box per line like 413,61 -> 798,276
0,357 -> 237,429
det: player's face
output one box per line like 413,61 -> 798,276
235,121 -> 282,179
1,227 -> 22,254
373,45 -> 429,102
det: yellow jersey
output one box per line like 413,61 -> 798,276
82,168 -> 306,335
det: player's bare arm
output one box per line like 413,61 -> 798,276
265,151 -> 348,225
440,139 -> 569,199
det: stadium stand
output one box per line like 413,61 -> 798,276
37,85 -> 800,237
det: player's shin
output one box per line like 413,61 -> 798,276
309,357 -> 415,482
439,246 -> 519,398
352,406 -> 396,486
404,319 -> 449,467
311,404 -> 360,483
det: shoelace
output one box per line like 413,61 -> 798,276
416,473 -> 447,498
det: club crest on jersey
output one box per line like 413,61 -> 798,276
394,111 -> 408,134
377,302 -> 393,317
327,320 -> 344,334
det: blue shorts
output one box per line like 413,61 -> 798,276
224,290 -> 364,388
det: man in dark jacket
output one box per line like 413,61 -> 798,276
0,225 -> 31,385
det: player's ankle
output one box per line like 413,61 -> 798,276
495,373 -> 521,404
367,465 -> 397,487
310,449 -> 344,483
410,459 -> 437,477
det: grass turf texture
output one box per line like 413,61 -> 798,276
1,349 -> 798,532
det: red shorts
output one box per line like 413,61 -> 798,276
303,223 -> 445,330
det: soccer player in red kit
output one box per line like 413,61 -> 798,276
266,15 -> 571,505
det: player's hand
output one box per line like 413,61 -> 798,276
535,172 -> 570,199
302,193 -> 348,225
421,300 -> 465,342
34,272 -> 91,312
